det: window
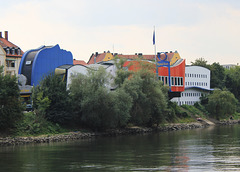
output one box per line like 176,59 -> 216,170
165,76 -> 168,85
6,60 -> 15,68
180,77 -> 183,86
11,62 -> 15,67
12,48 -> 15,55
171,77 -> 174,86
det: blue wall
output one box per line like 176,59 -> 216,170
19,44 -> 73,86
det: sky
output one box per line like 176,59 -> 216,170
1,0 -> 240,65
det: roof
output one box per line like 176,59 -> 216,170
0,34 -> 24,56
115,52 -> 175,62
88,53 -> 107,64
185,86 -> 214,91
57,64 -> 74,69
87,51 -> 178,65
73,59 -> 87,66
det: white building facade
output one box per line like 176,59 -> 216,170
171,66 -> 211,105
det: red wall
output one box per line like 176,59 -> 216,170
123,60 -> 185,92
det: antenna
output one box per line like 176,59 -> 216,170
113,44 -> 114,54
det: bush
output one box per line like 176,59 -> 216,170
15,112 -> 64,136
119,61 -> 168,126
0,70 -> 24,131
70,67 -> 132,130
207,89 -> 238,119
32,73 -> 73,125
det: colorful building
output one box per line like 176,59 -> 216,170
171,66 -> 212,105
18,44 -> 73,99
73,59 -> 87,66
120,51 -> 185,98
19,44 -> 73,86
0,31 -> 24,75
88,51 -> 114,64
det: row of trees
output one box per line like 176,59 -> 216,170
32,60 -> 169,130
1,58 -> 239,132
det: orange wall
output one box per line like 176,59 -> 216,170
123,60 -> 185,92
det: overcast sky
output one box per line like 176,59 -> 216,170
1,0 -> 240,64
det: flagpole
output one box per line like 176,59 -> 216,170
153,26 -> 158,79
153,26 -> 157,64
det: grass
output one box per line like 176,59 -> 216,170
14,112 -> 68,136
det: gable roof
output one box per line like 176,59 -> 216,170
73,59 -> 87,66
88,52 -> 107,64
115,52 -> 175,62
0,31 -> 24,57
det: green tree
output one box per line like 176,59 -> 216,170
120,61 -> 168,126
210,62 -> 225,89
32,73 -> 72,125
207,89 -> 238,120
191,58 -> 210,69
0,69 -> 23,131
224,66 -> 240,101
70,67 -> 132,130
113,57 -> 132,87
191,59 -> 225,89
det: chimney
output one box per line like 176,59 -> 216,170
94,52 -> 98,64
5,31 -> 8,40
0,32 -> 2,38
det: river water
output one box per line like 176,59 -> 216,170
0,125 -> 240,172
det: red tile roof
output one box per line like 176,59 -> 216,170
87,52 -> 177,64
73,59 -> 87,66
115,52 -> 175,62
0,36 -> 24,56
88,53 -> 107,64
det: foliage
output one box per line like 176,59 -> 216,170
70,67 -> 132,130
210,62 -> 225,89
0,66 -> 3,74
182,104 -> 207,118
32,73 -> 72,125
207,89 -> 238,119
113,57 -> 132,87
15,112 -> 64,136
191,59 -> 225,89
32,91 -> 51,117
0,71 -> 24,131
191,58 -> 210,69
224,66 -> 240,101
120,61 -> 168,126
194,102 -> 209,117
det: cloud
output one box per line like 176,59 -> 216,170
1,0 -> 240,64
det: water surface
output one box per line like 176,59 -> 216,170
1,125 -> 240,171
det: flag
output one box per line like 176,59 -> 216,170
153,29 -> 155,45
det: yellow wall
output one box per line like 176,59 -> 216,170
170,52 -> 181,66
0,45 -> 6,75
103,53 -> 114,61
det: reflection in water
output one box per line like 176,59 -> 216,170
0,125 -> 240,171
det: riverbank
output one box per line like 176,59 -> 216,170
0,122 -> 207,146
0,120 -> 239,146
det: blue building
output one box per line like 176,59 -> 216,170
18,44 -> 73,86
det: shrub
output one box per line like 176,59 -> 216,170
32,73 -> 73,125
70,67 -> 132,130
0,70 -> 24,131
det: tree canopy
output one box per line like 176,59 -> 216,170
0,68 -> 23,131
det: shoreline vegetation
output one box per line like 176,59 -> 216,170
1,119 -> 239,146
2,60 -> 240,146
